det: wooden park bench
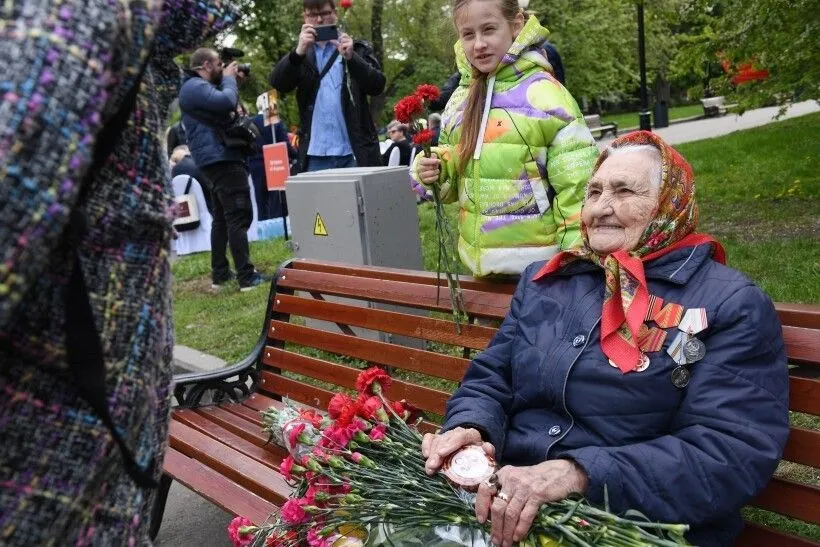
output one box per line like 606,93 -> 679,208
700,96 -> 738,117
584,114 -> 618,139
152,259 -> 820,546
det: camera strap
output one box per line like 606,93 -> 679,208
318,50 -> 340,81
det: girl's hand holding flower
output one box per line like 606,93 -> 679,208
418,155 -> 442,185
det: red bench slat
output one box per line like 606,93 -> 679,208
790,376 -> 820,416
736,521 -> 819,547
272,293 -> 496,351
173,409 -> 283,471
168,420 -> 292,504
268,320 -> 469,382
162,447 -> 278,526
749,477 -> 820,524
289,258 -> 517,295
276,268 -> 511,319
783,427 -> 820,468
262,347 -> 451,415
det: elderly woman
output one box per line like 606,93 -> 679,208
422,132 -> 789,547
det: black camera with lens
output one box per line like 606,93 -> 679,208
220,47 -> 251,79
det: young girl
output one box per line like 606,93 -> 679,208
411,0 -> 598,277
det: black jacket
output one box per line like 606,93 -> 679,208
270,40 -> 386,171
382,138 -> 413,166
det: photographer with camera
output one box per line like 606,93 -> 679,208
270,0 -> 385,172
179,48 -> 266,292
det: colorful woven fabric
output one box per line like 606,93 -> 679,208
0,1 -> 236,544
533,131 -> 726,373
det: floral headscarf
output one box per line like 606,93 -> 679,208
534,131 -> 725,373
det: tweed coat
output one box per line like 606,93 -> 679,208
0,0 -> 236,544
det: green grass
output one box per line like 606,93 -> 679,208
601,103 -> 706,131
172,113 -> 819,538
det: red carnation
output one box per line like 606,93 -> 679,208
415,84 -> 441,102
356,394 -> 383,419
391,399 -> 423,423
393,95 -> 423,124
412,129 -> 435,147
340,0 -> 352,8
299,408 -> 325,428
355,366 -> 392,395
328,393 -> 353,419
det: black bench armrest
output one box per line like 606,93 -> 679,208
173,261 -> 295,408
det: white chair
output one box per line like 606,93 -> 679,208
387,145 -> 401,167
247,175 -> 260,243
171,174 -> 213,256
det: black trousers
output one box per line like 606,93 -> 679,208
199,161 -> 255,284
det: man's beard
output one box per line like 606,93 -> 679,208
210,72 -> 223,86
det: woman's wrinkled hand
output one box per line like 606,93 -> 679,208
475,459 -> 589,547
421,426 -> 494,475
417,155 -> 441,185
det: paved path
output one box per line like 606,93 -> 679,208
157,100 -> 818,546
597,100 -> 819,149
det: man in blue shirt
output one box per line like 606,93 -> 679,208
270,0 -> 386,172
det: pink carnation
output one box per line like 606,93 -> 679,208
307,528 -> 333,547
369,423 -> 388,441
227,516 -> 255,547
287,423 -> 306,448
280,499 -> 307,524
280,455 -> 298,481
324,424 -> 354,447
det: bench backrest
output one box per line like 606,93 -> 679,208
701,96 -> 727,108
583,114 -> 603,129
259,259 -> 820,545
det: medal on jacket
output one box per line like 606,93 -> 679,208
671,365 -> 691,388
683,337 -> 706,363
679,308 -> 708,335
667,331 -> 689,365
441,445 -> 496,491
610,353 -> 650,372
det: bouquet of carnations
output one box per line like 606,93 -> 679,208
227,367 -> 690,547
394,86 -> 467,332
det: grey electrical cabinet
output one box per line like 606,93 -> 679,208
285,166 -> 425,346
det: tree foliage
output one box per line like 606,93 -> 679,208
670,0 -> 820,110
221,0 -> 818,128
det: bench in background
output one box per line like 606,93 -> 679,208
700,96 -> 739,117
152,259 -> 820,546
584,114 -> 618,139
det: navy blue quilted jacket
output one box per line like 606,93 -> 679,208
179,73 -> 245,167
443,244 -> 789,546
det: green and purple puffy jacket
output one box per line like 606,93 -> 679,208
411,16 -> 598,277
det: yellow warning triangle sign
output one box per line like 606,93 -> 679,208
313,213 -> 329,236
